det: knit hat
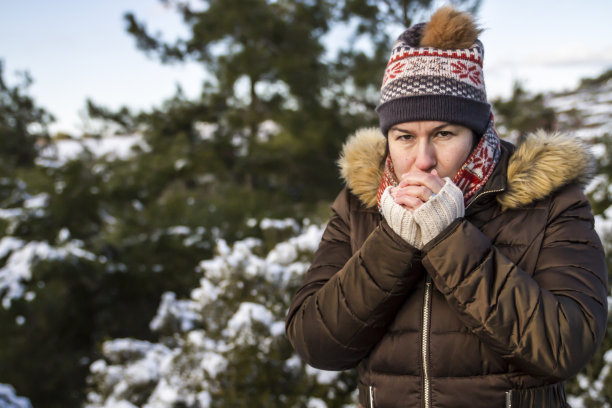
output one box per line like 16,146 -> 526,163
376,6 -> 490,136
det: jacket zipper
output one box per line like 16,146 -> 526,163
505,390 -> 512,408
369,385 -> 375,408
465,188 -> 505,210
422,275 -> 433,408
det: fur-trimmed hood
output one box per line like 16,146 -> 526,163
337,127 -> 595,210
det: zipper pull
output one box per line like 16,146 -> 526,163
505,390 -> 512,408
369,385 -> 375,408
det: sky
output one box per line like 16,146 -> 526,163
1,0 -> 611,135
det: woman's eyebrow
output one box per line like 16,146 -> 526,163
389,126 -> 411,133
431,123 -> 452,132
389,123 -> 452,134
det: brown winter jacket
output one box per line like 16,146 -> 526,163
285,128 -> 609,408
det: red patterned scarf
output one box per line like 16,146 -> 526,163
377,116 -> 501,210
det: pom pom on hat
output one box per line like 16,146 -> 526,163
420,6 -> 482,49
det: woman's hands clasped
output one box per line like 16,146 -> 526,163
390,169 -> 445,210
381,170 -> 465,249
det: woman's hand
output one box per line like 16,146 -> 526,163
391,170 -> 445,210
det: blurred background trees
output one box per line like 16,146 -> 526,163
1,1 -> 610,407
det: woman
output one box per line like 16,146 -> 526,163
285,6 -> 608,408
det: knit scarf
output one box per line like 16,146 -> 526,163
377,115 -> 501,210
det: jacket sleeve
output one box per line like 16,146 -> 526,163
421,183 -> 609,380
285,188 -> 424,370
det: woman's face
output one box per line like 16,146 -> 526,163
387,121 -> 474,180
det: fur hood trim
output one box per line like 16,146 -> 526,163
338,128 -> 386,208
497,130 -> 595,210
337,128 -> 595,210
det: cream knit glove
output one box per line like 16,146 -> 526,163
379,186 -> 421,248
413,177 -> 464,247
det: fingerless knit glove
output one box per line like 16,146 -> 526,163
379,186 -> 422,248
413,177 -> 464,247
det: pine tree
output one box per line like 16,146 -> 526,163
86,221 -> 359,407
122,0 -> 480,206
0,60 -> 53,169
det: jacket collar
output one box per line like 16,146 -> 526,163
338,128 -> 595,210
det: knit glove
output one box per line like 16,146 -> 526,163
379,186 -> 421,248
413,177 -> 464,247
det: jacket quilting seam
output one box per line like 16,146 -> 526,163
554,301 -> 567,374
512,227 -> 545,267
537,263 -> 607,288
516,291 -> 542,350
313,294 -> 369,352
308,263 -> 352,271
463,262 -> 516,340
368,371 -> 515,379
345,291 -> 395,346
492,243 -> 527,248
482,262 -> 517,323
445,248 -> 494,297
544,238 -> 604,253
336,277 -> 369,326
358,253 -> 392,294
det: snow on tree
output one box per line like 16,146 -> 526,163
0,384 -> 32,408
0,186 -> 96,309
85,220 -> 358,408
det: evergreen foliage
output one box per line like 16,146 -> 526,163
86,222 -> 358,407
492,82 -> 557,142
0,61 -> 53,169
579,69 -> 612,89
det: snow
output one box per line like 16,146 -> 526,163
307,398 -> 328,408
193,122 -> 218,141
22,193 -> 48,209
57,228 -> 71,242
0,208 -> 23,220
86,220 -> 357,407
165,226 -> 191,235
547,80 -> 612,144
306,365 -> 341,385
566,396 -> 585,408
594,207 -> 612,238
269,321 -> 286,337
224,301 -> 275,344
198,237 -> 262,280
0,237 -> 25,259
149,292 -> 201,333
0,240 -> 96,308
260,217 -> 300,231
131,200 -> 144,211
285,354 -> 302,371
174,159 -> 189,171
200,351 -> 227,377
102,339 -> 171,364
190,278 -> 221,308
37,133 -> 150,167
257,120 -> 281,142
0,383 -> 32,408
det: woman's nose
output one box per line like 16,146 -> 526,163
414,141 -> 436,172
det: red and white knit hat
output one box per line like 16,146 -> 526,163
376,6 -> 491,136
